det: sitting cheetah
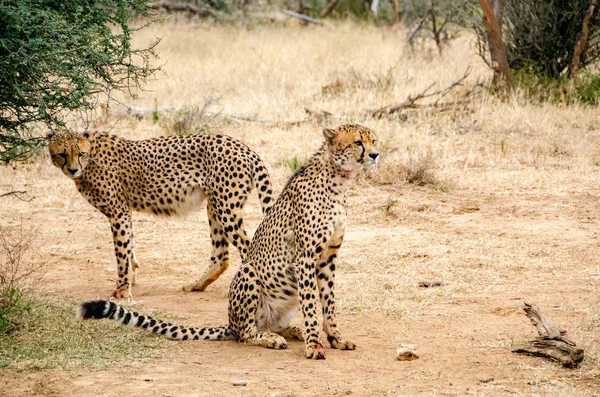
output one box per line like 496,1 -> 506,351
48,131 -> 274,298
77,124 -> 379,359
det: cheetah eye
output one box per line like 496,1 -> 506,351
78,152 -> 86,157
354,140 -> 363,146
58,153 -> 67,159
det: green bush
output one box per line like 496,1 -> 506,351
0,0 -> 159,163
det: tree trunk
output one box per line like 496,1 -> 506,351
391,0 -> 401,25
569,0 -> 598,78
320,0 -> 339,18
479,0 -> 512,88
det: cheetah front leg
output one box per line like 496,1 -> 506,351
296,249 -> 327,359
317,230 -> 356,351
109,209 -> 135,299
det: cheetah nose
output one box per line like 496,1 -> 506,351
67,168 -> 79,175
368,153 -> 379,160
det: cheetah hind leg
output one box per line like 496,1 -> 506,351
184,204 -> 230,292
280,326 -> 304,341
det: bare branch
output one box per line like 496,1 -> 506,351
275,8 -> 323,25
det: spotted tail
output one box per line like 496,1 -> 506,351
252,156 -> 274,214
76,300 -> 234,341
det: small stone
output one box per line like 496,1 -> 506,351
396,344 -> 419,361
233,380 -> 247,386
479,377 -> 494,383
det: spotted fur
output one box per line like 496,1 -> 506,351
48,131 -> 274,298
77,124 -> 378,359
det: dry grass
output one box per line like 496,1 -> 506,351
0,20 -> 599,396
0,295 -> 167,370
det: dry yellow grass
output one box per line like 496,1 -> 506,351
1,20 -> 599,396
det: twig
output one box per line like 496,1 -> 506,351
0,191 -> 33,202
275,8 -> 323,25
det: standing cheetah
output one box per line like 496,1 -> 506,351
77,124 -> 379,359
48,131 -> 274,298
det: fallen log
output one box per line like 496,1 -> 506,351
512,301 -> 584,368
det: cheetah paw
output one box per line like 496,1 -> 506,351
266,335 -> 288,350
305,343 -> 326,359
328,335 -> 356,350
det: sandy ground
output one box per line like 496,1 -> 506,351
1,170 -> 599,396
1,21 -> 600,397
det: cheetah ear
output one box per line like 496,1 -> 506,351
45,131 -> 55,141
323,128 -> 337,142
82,131 -> 90,139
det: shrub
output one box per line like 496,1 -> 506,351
573,73 -> 600,105
0,224 -> 45,335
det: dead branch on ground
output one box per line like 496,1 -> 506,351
367,68 -> 471,118
512,301 -> 584,368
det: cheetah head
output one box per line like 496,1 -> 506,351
46,131 -> 92,179
323,124 -> 379,174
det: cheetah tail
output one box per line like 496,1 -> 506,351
252,159 -> 274,214
76,300 -> 234,341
